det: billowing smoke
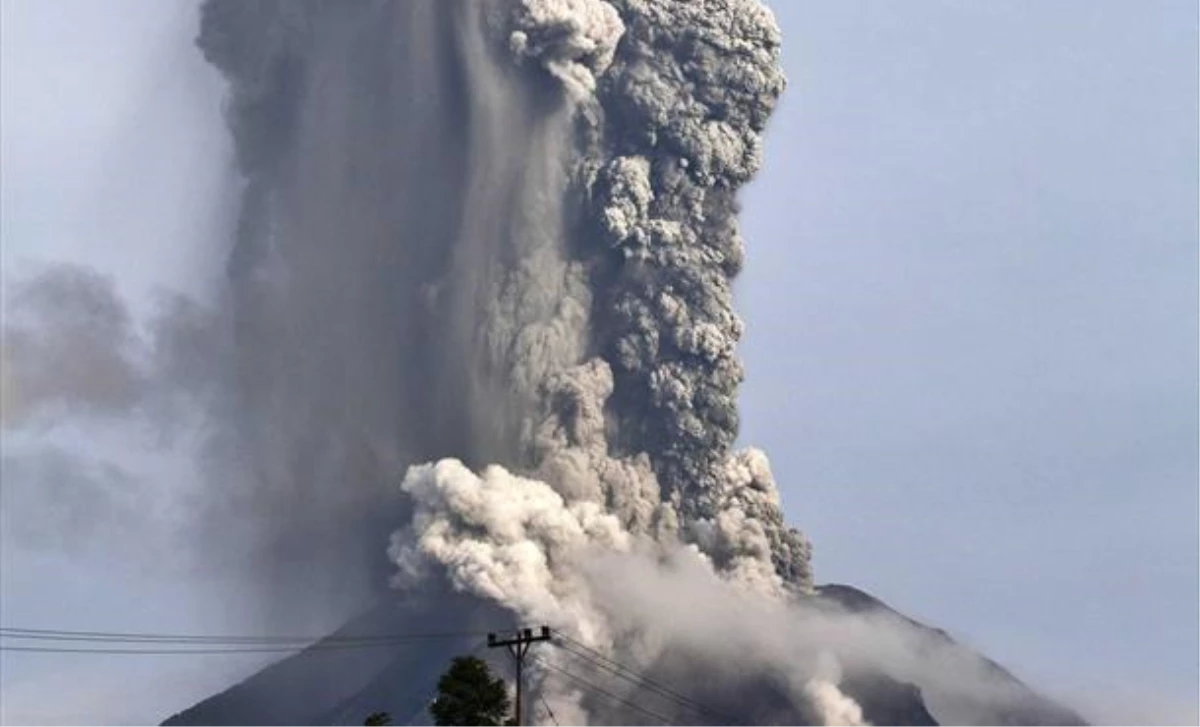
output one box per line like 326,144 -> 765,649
389,456 -> 1059,725
390,458 -> 862,724
183,0 -> 811,608
188,0 -> 825,719
1,0 -> 905,723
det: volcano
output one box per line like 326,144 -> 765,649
148,2 -> 1091,724
162,585 -> 1085,726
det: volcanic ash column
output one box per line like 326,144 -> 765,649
199,0 -> 825,720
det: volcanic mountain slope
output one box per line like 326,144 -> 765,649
160,588 -> 509,727
814,585 -> 1086,726
161,585 -> 1085,726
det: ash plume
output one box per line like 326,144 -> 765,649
5,0 -> 845,722
0,2 -> 1099,724
389,457 -> 1061,725
191,0 -> 810,604
186,0 -> 825,719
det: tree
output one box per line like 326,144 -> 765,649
430,655 -> 511,726
363,712 -> 392,726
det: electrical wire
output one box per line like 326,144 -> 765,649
539,694 -> 559,727
554,633 -> 709,706
0,627 -> 497,656
0,643 -> 452,655
0,626 -> 491,645
532,657 -> 681,724
552,634 -> 745,726
0,645 -> 273,655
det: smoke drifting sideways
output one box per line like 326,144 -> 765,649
1,265 -> 222,429
1,257 -> 407,625
1,265 -> 218,563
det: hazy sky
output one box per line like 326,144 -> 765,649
1,1 -> 1196,725
742,1 -> 1198,722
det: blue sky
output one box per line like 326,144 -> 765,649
741,1 -> 1198,722
1,1 -> 1196,724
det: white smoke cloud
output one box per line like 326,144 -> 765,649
803,678 -> 869,727
391,455 -> 1086,725
389,458 -> 631,645
509,0 -> 626,100
391,456 -> 863,723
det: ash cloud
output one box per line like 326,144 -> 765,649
0,263 -> 226,567
2,1 -> 1090,723
2,0 -> 1050,723
1,263 -> 226,430
190,0 -> 821,719
390,456 -> 1067,725
2,265 -> 145,427
1,446 -> 148,555
189,0 -> 811,622
508,0 -> 625,100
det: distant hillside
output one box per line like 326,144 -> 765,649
816,584 -> 1086,726
162,584 -> 1085,726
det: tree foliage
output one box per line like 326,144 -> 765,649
429,655 -> 511,726
363,712 -> 392,726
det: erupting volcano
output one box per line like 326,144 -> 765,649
2,1 -> 1094,724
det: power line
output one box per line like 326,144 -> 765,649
0,626 -> 491,645
0,642 -> 454,655
487,627 -> 551,726
539,695 -> 559,727
554,633 -> 704,705
552,634 -> 744,726
0,629 -> 495,655
552,641 -> 715,722
0,645 -> 329,655
532,657 -> 676,724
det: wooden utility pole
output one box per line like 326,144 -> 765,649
487,626 -> 551,726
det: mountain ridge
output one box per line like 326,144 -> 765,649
162,583 -> 1085,726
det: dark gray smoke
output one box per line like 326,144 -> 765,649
2,266 -> 146,427
4,0 -> 827,721
1,264 -> 224,428
0,4 -> 1103,724
191,0 -> 811,602
0,264 -> 225,568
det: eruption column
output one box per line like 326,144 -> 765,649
197,0 -> 813,598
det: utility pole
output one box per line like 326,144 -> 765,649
487,626 -> 551,726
